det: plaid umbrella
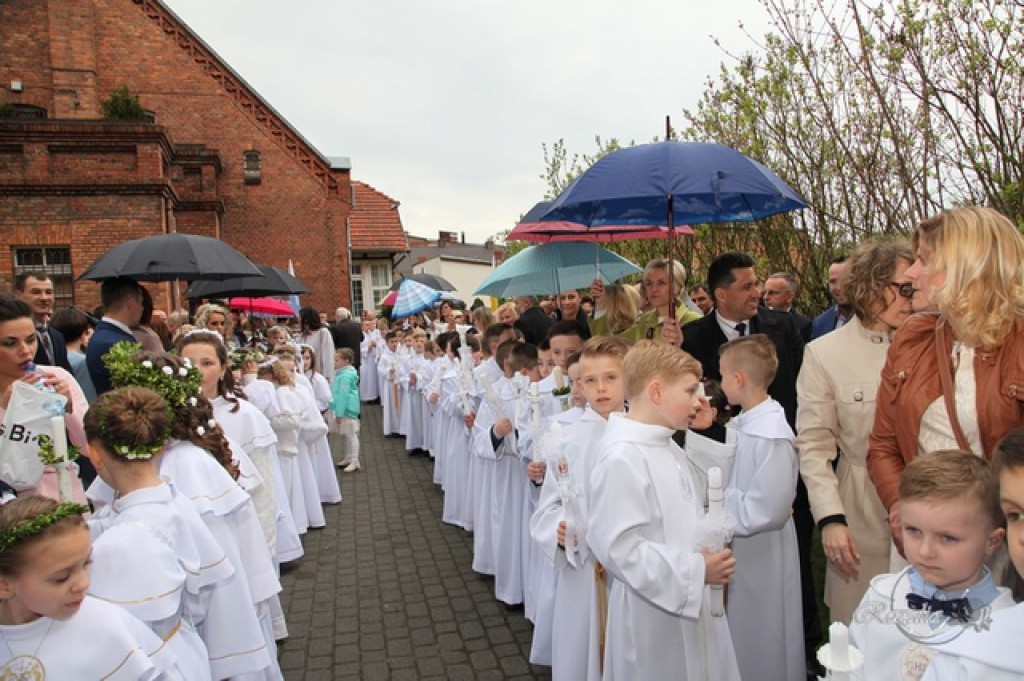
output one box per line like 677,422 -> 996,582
390,278 -> 441,319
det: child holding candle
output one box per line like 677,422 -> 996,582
377,331 -> 402,437
849,450 -> 1014,680
586,341 -> 739,681
530,336 -> 630,681
920,429 -> 1024,681
717,335 -> 805,681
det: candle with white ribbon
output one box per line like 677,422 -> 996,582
707,466 -> 726,616
553,366 -> 565,391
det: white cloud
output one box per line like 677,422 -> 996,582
162,0 -> 771,242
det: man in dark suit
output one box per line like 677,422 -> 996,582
329,307 -> 363,371
763,272 -> 813,343
87,277 -> 144,395
13,272 -> 71,372
682,252 -> 821,674
810,255 -> 854,340
513,296 -> 553,345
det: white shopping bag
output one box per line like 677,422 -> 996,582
0,381 -> 69,490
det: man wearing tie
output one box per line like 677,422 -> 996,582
681,251 -> 822,676
13,271 -> 71,372
87,277 -> 144,395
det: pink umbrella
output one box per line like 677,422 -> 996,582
228,296 -> 295,317
507,201 -> 692,243
380,290 -> 398,307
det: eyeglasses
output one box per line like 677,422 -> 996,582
888,282 -> 915,299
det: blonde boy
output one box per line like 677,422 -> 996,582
851,451 -> 1013,681
924,429 -> 1024,681
531,336 -> 630,681
718,335 -> 804,681
587,341 -> 739,681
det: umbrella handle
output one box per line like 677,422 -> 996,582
667,194 -> 676,323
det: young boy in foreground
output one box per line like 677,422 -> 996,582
586,341 -> 739,681
922,428 -> 1024,681
850,450 -> 1014,680
718,335 -> 805,681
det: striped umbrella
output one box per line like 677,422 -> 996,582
390,278 -> 441,319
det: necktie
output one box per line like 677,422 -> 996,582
735,322 -> 747,337
37,325 -> 54,365
906,592 -> 972,622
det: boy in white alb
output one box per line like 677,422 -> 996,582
531,337 -> 629,681
718,335 -> 805,681
851,450 -> 1013,681
377,331 -> 402,436
587,341 -> 740,681
923,429 -> 1024,681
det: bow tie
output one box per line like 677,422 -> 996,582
906,592 -> 972,622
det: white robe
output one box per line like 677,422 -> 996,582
586,413 -> 740,681
359,330 -> 381,401
0,596 -> 183,680
377,350 -> 402,435
89,483 -> 241,681
399,352 -> 429,450
850,568 -> 1015,681
922,603 -> 1024,681
440,373 -> 473,529
530,406 -> 603,680
295,373 -> 341,507
471,375 -> 526,605
271,385 -> 312,533
723,398 -> 805,681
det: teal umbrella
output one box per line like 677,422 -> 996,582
474,242 -> 641,298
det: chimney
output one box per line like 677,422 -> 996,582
461,231 -> 466,244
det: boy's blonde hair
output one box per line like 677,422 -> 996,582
899,450 -> 1002,529
623,341 -> 702,398
719,334 -> 778,388
579,335 -> 632,362
411,328 -> 428,339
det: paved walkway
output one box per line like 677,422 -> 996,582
277,403 -> 553,680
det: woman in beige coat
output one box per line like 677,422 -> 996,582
795,240 -> 914,623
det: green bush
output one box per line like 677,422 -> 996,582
101,86 -> 148,121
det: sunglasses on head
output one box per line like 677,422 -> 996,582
888,282 -> 915,299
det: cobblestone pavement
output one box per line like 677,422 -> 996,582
277,403 -> 553,680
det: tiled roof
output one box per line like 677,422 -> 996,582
350,181 -> 409,252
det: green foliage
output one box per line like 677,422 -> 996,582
535,0 -> 1024,315
101,86 -> 149,121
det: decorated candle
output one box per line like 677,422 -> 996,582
553,366 -> 565,390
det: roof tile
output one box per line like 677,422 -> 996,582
350,181 -> 409,252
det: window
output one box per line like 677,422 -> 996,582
370,264 -> 391,307
243,150 -> 261,185
13,247 -> 73,308
351,279 -> 364,317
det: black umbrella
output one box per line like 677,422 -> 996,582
389,272 -> 456,292
78,233 -> 262,282
184,264 -> 309,299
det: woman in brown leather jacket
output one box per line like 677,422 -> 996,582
867,205 -> 1024,551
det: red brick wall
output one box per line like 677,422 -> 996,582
0,0 -> 353,315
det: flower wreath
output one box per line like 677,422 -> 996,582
103,341 -> 203,408
0,503 -> 89,554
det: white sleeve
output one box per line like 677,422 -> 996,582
724,438 -> 798,536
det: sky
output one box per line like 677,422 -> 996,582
161,0 -> 773,244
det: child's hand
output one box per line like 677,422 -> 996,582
689,396 -> 713,430
429,392 -> 439,403
557,520 -> 572,549
463,413 -> 476,430
822,524 -> 861,579
527,460 -> 547,483
409,372 -> 417,386
701,547 -> 736,585
494,417 -> 514,438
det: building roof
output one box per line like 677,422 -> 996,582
350,181 -> 408,253
396,242 -> 497,274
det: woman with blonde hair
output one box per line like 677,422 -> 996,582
588,283 -> 642,336
496,301 -> 518,326
614,258 -> 702,343
796,239 -> 914,623
471,306 -> 495,334
868,205 -> 1024,552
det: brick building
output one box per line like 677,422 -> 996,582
0,0 -> 407,313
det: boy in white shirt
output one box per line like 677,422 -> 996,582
851,450 -> 1013,681
531,336 -> 630,681
587,341 -> 739,680
924,428 -> 1024,681
718,335 -> 805,681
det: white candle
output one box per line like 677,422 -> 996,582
830,622 -> 849,666
553,366 -> 565,390
530,383 -> 539,397
50,415 -> 73,503
708,466 -> 722,490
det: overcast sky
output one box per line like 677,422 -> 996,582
162,0 -> 772,243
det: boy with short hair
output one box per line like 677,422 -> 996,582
923,428 -> 1024,681
377,331 -> 402,436
537,339 -> 554,380
399,328 -> 430,454
531,336 -> 631,681
718,335 -> 804,681
328,347 -> 361,472
851,450 -> 1013,680
587,341 -> 740,680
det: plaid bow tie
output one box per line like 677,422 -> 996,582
906,592 -> 972,622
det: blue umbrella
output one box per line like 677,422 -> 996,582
538,140 -> 807,318
474,242 -> 641,298
390,277 -> 442,319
